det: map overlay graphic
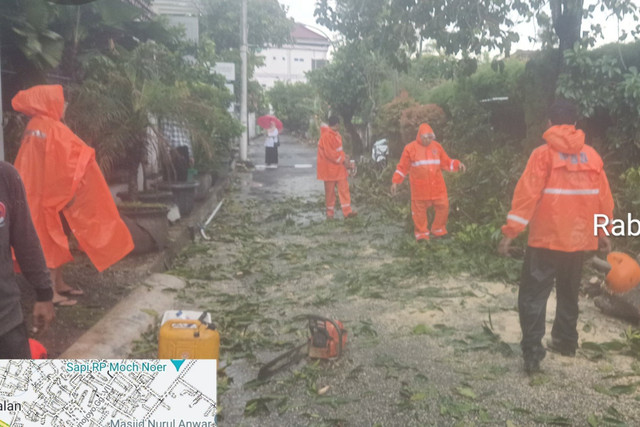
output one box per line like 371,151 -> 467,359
0,359 -> 217,427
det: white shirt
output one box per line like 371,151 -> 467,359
264,128 -> 279,148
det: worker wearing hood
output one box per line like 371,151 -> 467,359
317,116 -> 357,219
391,123 -> 465,240
499,99 -> 614,375
12,85 -> 134,303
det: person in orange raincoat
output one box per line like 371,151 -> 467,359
317,116 -> 357,219
12,85 -> 134,306
390,123 -> 465,241
498,99 -> 614,375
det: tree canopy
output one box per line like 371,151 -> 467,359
267,81 -> 314,133
0,0 -> 65,92
315,0 -> 522,69
200,0 -> 293,51
314,0 -> 640,66
308,42 -> 383,156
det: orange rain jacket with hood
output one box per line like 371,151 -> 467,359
12,85 -> 133,271
502,124 -> 614,252
317,125 -> 348,181
392,124 -> 461,200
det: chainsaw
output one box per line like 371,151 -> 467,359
590,251 -> 640,293
257,315 -> 347,380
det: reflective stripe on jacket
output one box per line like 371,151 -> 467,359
392,125 -> 460,200
317,125 -> 348,181
502,125 -> 614,252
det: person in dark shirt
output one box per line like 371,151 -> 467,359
0,161 -> 54,358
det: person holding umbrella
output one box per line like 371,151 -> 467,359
257,115 -> 283,169
265,121 -> 279,168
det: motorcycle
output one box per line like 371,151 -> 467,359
372,138 -> 389,170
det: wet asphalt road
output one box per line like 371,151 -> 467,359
247,134 -> 323,201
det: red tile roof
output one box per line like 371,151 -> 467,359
291,23 -> 329,43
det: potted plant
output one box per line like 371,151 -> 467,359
66,42 -> 182,252
182,81 -> 242,203
67,40 -> 242,240
117,202 -> 169,254
192,140 -> 215,202
157,83 -> 241,214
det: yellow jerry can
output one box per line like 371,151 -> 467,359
158,319 -> 220,359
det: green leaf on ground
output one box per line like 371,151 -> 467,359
244,395 -> 287,416
456,386 -> 476,400
594,383 -> 637,396
412,324 -> 433,335
532,415 -> 572,425
587,405 -> 627,426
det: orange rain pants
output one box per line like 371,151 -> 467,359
324,180 -> 352,218
411,199 -> 449,240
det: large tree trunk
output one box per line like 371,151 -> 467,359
521,50 -> 563,148
550,0 -> 584,52
341,114 -> 363,159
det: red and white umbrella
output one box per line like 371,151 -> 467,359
257,115 -> 283,131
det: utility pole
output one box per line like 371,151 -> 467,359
239,0 -> 248,162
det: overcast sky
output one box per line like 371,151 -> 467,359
278,0 -> 335,39
278,0 -> 637,53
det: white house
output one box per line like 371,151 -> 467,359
255,23 -> 330,89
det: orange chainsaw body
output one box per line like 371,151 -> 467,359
606,252 -> 640,294
307,316 -> 347,359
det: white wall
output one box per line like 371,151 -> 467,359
255,44 -> 329,88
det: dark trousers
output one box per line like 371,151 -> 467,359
519,247 -> 584,361
0,323 -> 31,359
265,146 -> 278,165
